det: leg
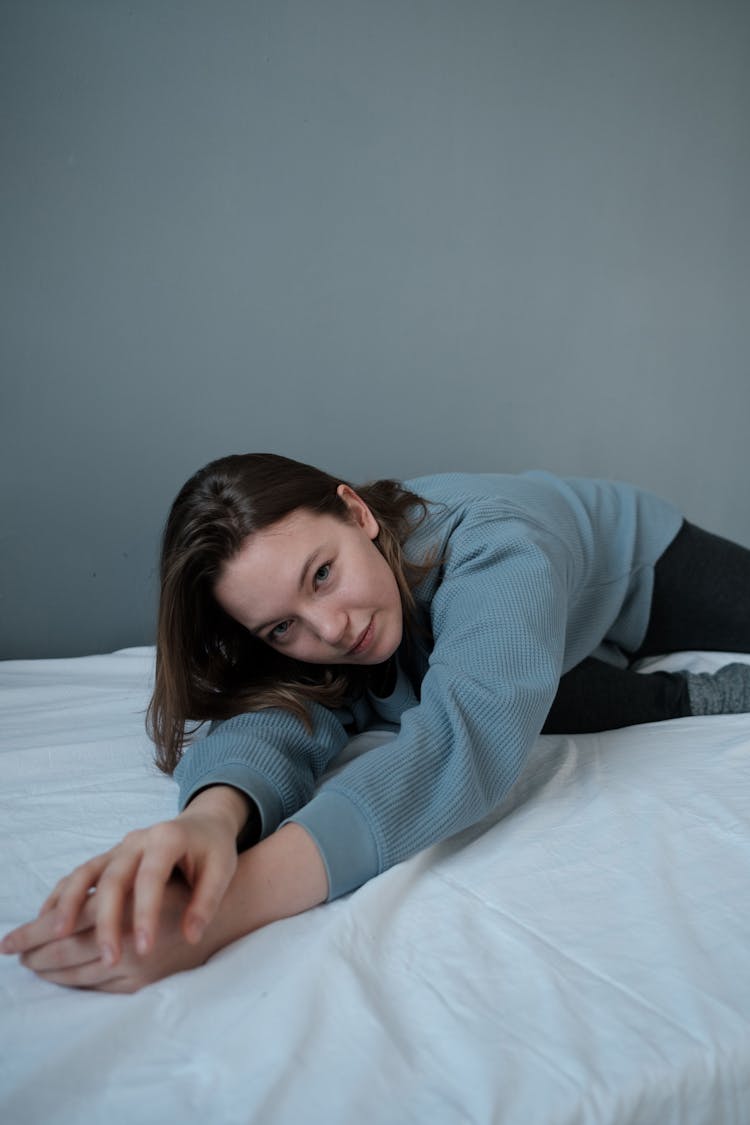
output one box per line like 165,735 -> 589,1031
542,656 -> 690,734
544,520 -> 750,733
636,520 -> 750,717
635,520 -> 750,657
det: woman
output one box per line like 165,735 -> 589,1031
3,453 -> 750,991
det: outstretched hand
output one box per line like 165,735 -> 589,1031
2,810 -> 329,993
1,785 -> 250,973
2,875 -> 225,993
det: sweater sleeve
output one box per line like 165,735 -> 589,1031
289,509 -> 570,899
174,701 -> 350,840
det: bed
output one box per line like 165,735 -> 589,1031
1,646 -> 749,1125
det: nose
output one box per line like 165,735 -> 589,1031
309,605 -> 348,647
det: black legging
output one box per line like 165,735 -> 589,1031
542,520 -> 750,734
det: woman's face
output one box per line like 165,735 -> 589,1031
213,486 -> 404,666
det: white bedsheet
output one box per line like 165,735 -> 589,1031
1,648 -> 749,1125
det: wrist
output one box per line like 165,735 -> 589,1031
203,824 -> 329,950
180,784 -> 253,840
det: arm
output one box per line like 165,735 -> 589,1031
3,783 -> 255,966
291,511 -> 571,897
208,822 -> 328,941
1,703 -> 348,975
174,698 -> 351,834
3,822 -> 328,993
184,782 -> 253,836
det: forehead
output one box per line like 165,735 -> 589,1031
213,509 -> 343,614
226,508 -> 340,571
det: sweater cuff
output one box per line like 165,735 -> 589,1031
286,790 -> 381,901
178,762 -> 285,840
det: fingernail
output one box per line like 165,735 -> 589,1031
100,944 -> 115,967
1,937 -> 15,954
135,930 -> 149,955
53,918 -> 67,938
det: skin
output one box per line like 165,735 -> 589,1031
213,484 -> 404,667
1,815 -> 328,993
1,486 -> 404,991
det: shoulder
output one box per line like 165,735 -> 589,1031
402,471 -> 682,611
404,469 -> 596,516
403,470 -> 673,542
400,472 -> 576,609
402,470 -> 585,550
404,471 -> 526,506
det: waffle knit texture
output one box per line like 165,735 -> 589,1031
175,471 -> 683,899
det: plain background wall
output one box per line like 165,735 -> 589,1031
1,0 -> 748,659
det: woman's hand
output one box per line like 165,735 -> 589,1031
1,785 -> 251,969
2,821 -> 329,993
10,876 -> 225,993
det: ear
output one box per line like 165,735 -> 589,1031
336,484 -> 380,540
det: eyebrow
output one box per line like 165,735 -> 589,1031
249,547 -> 322,636
298,548 -> 322,592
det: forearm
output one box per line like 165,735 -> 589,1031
202,823 -> 329,952
1,805 -> 328,993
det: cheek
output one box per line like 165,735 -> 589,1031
387,572 -> 402,612
373,555 -> 402,612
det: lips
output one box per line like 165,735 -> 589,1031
348,617 -> 375,657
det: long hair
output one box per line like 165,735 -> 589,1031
147,453 -> 432,774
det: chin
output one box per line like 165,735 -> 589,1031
373,626 -> 402,664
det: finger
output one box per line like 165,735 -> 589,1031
92,850 -> 143,966
21,928 -> 99,973
37,869 -> 74,916
182,851 -> 237,943
40,853 -> 112,937
1,916 -> 54,955
131,843 -> 190,955
31,957 -> 125,990
1,901 -> 92,956
26,913 -> 151,993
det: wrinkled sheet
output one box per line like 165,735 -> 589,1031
1,647 -> 749,1125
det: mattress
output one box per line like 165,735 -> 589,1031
1,647 -> 749,1124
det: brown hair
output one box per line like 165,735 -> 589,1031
147,453 -> 432,774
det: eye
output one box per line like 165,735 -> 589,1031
269,620 -> 292,640
314,562 -> 332,586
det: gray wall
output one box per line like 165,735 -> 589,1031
2,0 -> 748,659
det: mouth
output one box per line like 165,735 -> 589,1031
347,617 -> 375,657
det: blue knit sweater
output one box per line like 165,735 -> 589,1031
174,472 -> 683,899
